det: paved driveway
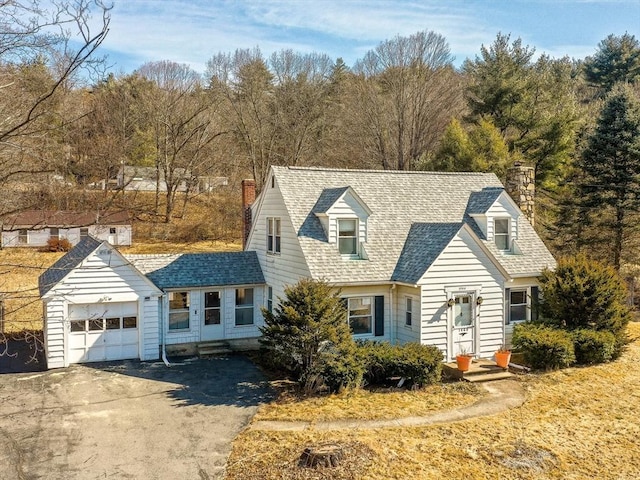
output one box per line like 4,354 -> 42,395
0,356 -> 273,479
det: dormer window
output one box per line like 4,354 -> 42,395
338,219 -> 358,255
494,218 -> 510,250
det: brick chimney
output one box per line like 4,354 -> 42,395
505,162 -> 535,226
241,179 -> 256,249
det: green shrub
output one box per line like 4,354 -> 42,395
313,349 -> 364,393
572,329 -> 616,365
259,279 -> 355,391
358,341 -> 443,387
539,255 -> 632,341
512,323 -> 575,370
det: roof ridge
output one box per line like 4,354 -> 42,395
275,166 -> 497,176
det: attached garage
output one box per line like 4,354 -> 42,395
39,237 -> 162,368
67,302 -> 139,363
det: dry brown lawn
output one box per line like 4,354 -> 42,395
226,322 -> 640,480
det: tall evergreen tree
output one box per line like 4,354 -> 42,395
577,84 -> 640,270
584,33 -> 640,94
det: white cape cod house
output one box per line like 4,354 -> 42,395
39,165 -> 555,368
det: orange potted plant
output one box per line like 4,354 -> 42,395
495,345 -> 512,369
456,347 -> 473,372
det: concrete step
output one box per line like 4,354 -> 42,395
464,371 -> 514,382
197,341 -> 232,357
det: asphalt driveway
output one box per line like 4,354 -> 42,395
0,355 -> 273,480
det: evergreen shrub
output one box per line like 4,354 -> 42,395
572,329 -> 616,365
512,323 -> 575,370
358,340 -> 443,387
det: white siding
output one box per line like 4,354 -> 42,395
43,246 -> 161,368
2,225 -> 132,247
246,180 -> 311,305
486,193 -> 520,243
395,285 -> 421,345
339,285 -> 392,343
418,228 -> 507,361
162,286 -> 264,345
325,191 -> 369,245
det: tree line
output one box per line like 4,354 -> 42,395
1,0 -> 639,273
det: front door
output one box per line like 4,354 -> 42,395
201,290 -> 224,341
451,293 -> 476,359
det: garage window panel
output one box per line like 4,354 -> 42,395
123,316 -> 137,329
89,319 -> 103,331
70,320 -> 86,332
106,318 -> 120,330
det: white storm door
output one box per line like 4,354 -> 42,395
451,294 -> 476,359
201,291 -> 224,341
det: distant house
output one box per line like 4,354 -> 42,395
115,165 -> 228,193
39,164 -> 556,369
1,210 -> 132,248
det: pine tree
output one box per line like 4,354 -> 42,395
584,33 -> 640,94
577,84 -> 640,270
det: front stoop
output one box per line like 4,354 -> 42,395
197,340 -> 233,357
443,358 -> 514,383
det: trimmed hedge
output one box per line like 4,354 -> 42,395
358,341 -> 443,387
572,329 -> 616,365
512,323 -> 575,370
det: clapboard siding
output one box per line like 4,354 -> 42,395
419,228 -> 506,361
395,285 -> 421,344
2,225 -> 131,247
247,179 -> 311,305
43,246 -> 161,368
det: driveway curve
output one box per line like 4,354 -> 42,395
0,356 -> 273,480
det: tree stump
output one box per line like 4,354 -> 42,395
299,443 -> 344,468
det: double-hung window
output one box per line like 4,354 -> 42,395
267,217 -> 281,254
49,227 -> 59,241
18,229 -> 28,244
494,218 -> 510,251
235,288 -> 254,326
348,297 -> 372,335
338,219 -> 358,256
169,292 -> 190,330
405,297 -> 413,327
506,287 -> 538,324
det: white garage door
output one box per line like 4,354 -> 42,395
68,302 -> 139,363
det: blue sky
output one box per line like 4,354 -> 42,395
99,0 -> 640,74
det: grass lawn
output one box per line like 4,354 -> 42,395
226,322 -> 640,480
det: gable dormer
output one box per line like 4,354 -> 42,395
313,186 -> 372,258
467,189 -> 522,254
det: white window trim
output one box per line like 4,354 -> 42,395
507,287 -> 531,324
168,291 -> 190,331
267,217 -> 281,254
18,229 -> 28,244
494,217 -> 511,251
405,296 -> 414,328
338,218 -> 359,257
234,287 -> 255,327
347,296 -> 373,336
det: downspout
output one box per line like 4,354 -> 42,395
159,294 -> 170,367
390,284 -> 396,345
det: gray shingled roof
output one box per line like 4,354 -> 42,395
272,166 -> 556,283
125,251 -> 265,289
392,223 -> 463,284
39,236 -> 103,296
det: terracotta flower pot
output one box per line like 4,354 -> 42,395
456,354 -> 473,372
495,350 -> 512,369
